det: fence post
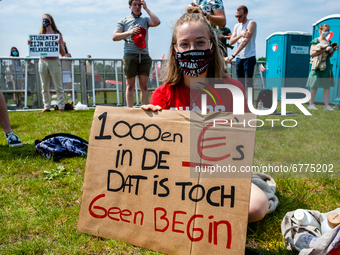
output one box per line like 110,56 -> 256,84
91,60 -> 96,106
80,59 -> 87,105
135,78 -> 140,105
71,59 -> 75,104
122,67 -> 126,106
35,59 -> 43,108
23,59 -> 28,109
115,61 -> 121,106
155,60 -> 159,88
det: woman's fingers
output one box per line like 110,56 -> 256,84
141,104 -> 162,111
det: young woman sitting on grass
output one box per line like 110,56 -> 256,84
141,6 -> 270,222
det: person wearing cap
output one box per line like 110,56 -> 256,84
112,0 -> 160,107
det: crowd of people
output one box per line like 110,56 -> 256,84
0,5 -> 339,255
4,0 -> 336,117
111,0 -> 260,108
1,1 -> 269,221
0,0 -> 338,225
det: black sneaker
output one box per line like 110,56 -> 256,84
5,132 -> 23,148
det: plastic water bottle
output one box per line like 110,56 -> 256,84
294,209 -> 321,229
257,100 -> 263,110
321,213 -> 340,235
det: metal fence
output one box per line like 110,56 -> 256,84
0,57 -> 266,109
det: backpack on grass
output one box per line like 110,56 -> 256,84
281,208 -> 340,255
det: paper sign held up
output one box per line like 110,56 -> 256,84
78,107 -> 257,255
28,34 -> 60,57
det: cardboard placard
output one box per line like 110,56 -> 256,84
28,34 -> 60,57
78,107 -> 256,255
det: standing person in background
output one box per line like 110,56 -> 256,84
0,90 -> 23,147
190,0 -> 226,28
112,0 -> 160,107
216,26 -> 233,73
8,47 -> 24,106
217,26 -> 233,58
28,14 -> 65,113
86,55 -> 102,97
226,5 -> 257,101
307,24 -> 339,111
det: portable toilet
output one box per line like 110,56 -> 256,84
311,14 -> 340,105
265,31 -> 312,99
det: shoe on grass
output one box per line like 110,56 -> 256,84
308,104 -> 318,110
324,105 -> 334,111
5,131 -> 23,148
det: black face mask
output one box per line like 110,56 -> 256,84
176,49 -> 213,77
43,19 -> 50,27
131,11 -> 142,18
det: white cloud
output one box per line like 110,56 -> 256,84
1,0 -> 340,59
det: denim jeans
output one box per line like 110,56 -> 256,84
235,56 -> 256,89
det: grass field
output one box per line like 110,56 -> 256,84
0,103 -> 339,254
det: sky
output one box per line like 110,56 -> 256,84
1,0 -> 340,60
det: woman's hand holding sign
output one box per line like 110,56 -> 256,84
141,104 -> 162,112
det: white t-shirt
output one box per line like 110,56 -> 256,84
236,19 -> 257,59
116,15 -> 150,54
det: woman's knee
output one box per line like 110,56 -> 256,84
248,184 -> 269,223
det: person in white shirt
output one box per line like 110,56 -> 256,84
226,5 -> 257,100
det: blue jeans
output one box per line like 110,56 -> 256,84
235,56 -> 256,89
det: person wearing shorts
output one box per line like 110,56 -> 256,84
112,0 -> 160,107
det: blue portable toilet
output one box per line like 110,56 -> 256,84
265,31 -> 312,99
311,14 -> 340,105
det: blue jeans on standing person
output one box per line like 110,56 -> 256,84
236,56 -> 256,102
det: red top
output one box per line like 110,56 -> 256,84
150,78 -> 248,113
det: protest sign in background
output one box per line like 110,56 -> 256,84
28,34 -> 60,57
78,107 -> 257,255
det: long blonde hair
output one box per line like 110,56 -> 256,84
39,14 -> 62,35
162,6 -> 227,86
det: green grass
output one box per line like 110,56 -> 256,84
0,103 -> 339,254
